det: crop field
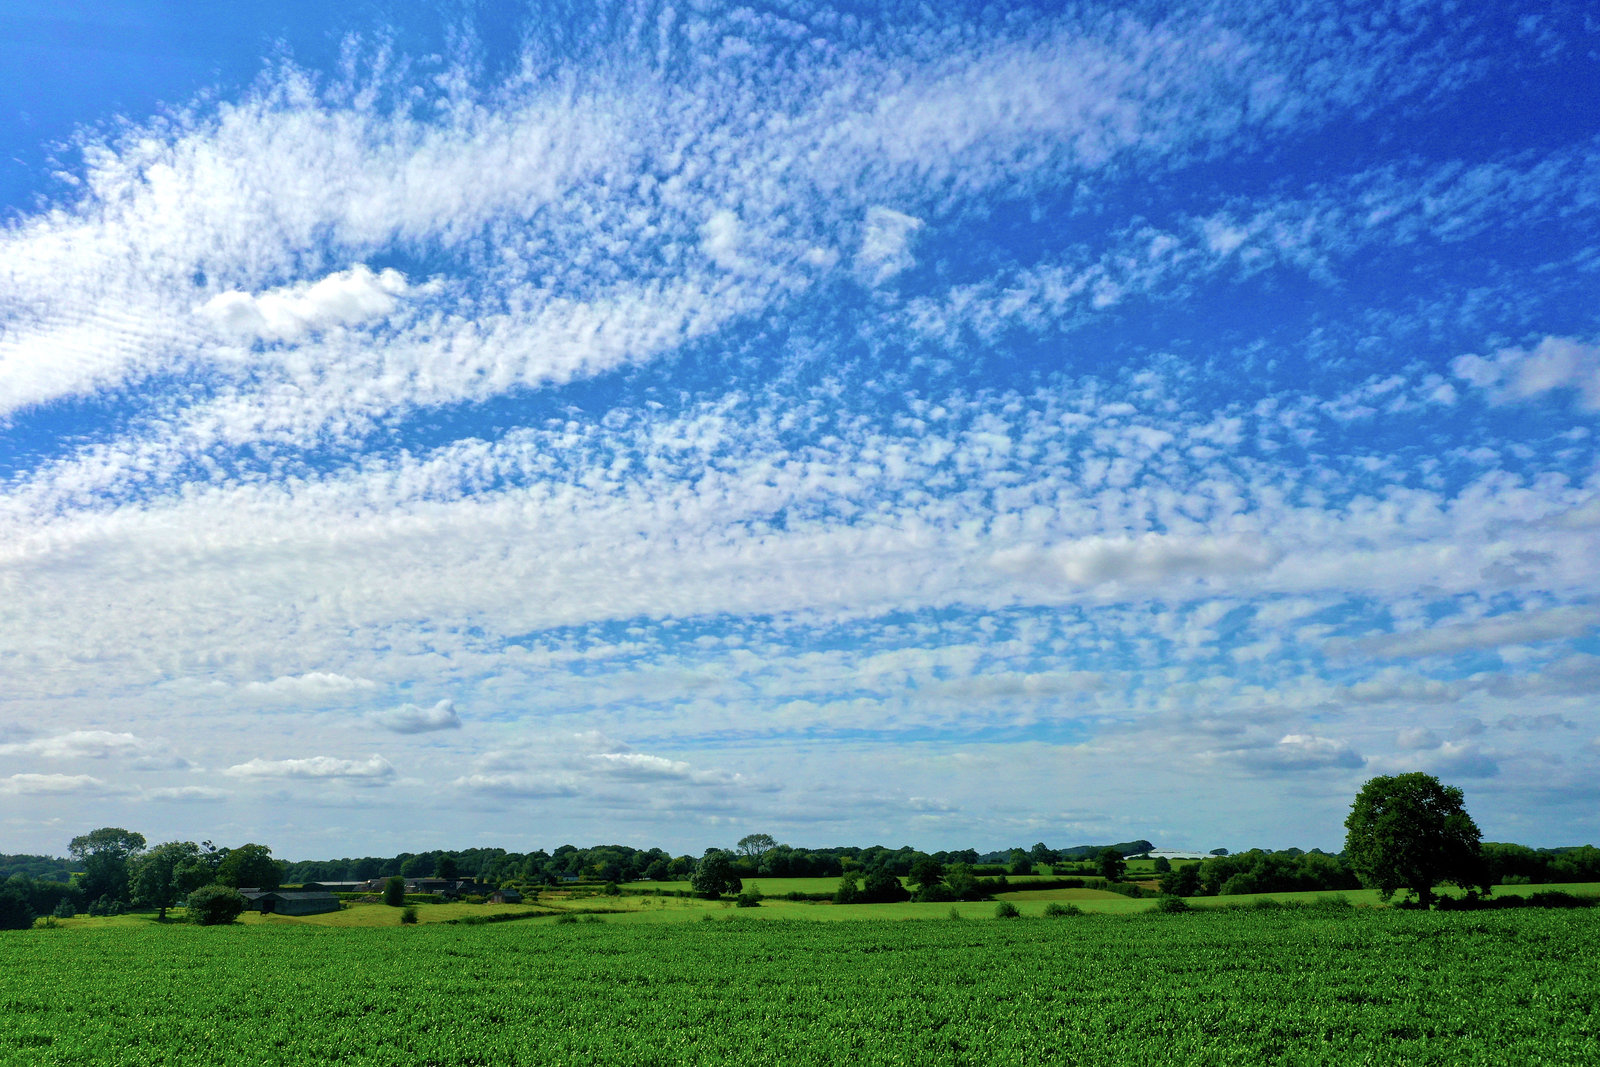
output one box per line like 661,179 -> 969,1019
4,908 -> 1598,1065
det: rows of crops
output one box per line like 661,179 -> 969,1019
3,908 -> 1597,1064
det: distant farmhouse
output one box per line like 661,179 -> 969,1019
238,890 -> 341,916
313,878 -> 493,899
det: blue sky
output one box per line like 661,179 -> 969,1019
1,0 -> 1597,860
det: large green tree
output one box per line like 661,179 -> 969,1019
215,844 -> 282,891
132,842 -> 213,921
1343,772 -> 1485,908
68,827 -> 146,906
689,851 -> 741,899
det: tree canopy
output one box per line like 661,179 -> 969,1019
1344,772 -> 1485,908
690,851 -> 742,899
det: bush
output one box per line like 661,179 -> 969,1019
993,901 -> 1020,919
602,882 -> 620,896
185,885 -> 247,926
399,907 -> 418,924
554,913 -> 579,924
1043,902 -> 1081,917
52,899 -> 76,920
383,876 -> 406,907
913,884 -> 955,903
948,906 -> 963,920
1155,895 -> 1191,913
735,892 -> 761,908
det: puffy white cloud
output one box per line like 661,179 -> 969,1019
0,730 -> 156,760
198,265 -> 411,341
369,700 -> 462,734
0,773 -> 114,796
1235,734 -> 1365,772
224,755 -> 396,781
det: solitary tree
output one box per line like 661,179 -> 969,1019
690,851 -> 742,899
908,857 -> 945,891
383,876 -> 407,907
1097,848 -> 1127,882
1343,772 -> 1485,908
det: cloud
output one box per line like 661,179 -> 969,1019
242,673 -> 379,698
856,206 -> 924,284
0,773 -> 113,796
0,730 -> 158,760
223,755 -> 396,781
143,786 -> 229,802
369,700 -> 462,734
1236,734 -> 1365,772
995,534 -> 1280,588
198,265 -> 412,341
1452,336 -> 1600,410
1341,607 -> 1598,660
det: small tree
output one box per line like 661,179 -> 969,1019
736,834 -> 778,868
0,887 -> 36,930
383,876 -> 406,907
690,851 -> 741,899
1344,772 -> 1485,908
1097,848 -> 1127,882
185,884 -> 246,925
1006,848 -> 1034,876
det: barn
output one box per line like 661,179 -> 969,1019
239,890 -> 341,916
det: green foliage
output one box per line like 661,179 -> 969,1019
185,884 -> 247,925
1096,848 -> 1127,882
383,876 -> 406,907
51,899 -> 76,920
399,907 -> 418,925
859,869 -> 910,904
0,887 -> 36,931
1152,856 -> 1172,873
68,827 -> 146,906
1344,773 -> 1485,907
1155,895 -> 1191,913
689,852 -> 741,899
993,900 -> 1020,919
1043,902 -> 1081,917
1159,865 -> 1203,897
216,844 -> 283,891
832,870 -> 861,905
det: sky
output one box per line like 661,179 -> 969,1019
1,0 -> 1598,862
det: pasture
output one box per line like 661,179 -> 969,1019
4,907 -> 1597,1064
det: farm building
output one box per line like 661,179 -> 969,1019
238,890 -> 341,915
489,889 -> 523,904
1125,849 -> 1212,861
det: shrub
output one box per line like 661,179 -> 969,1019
399,907 -> 418,925
554,913 -> 579,924
52,899 -> 76,920
602,882 -> 620,896
1155,895 -> 1191,913
185,885 -> 247,926
914,884 -> 955,903
383,876 -> 406,907
735,893 -> 761,908
1527,891 -> 1595,909
1501,874 -> 1532,885
993,901 -> 1020,919
947,906 -> 963,920
1043,902 -> 1081,917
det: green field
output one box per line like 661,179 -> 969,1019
4,908 -> 1598,1064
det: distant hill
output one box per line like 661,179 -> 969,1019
977,839 -> 1156,863
1058,839 -> 1155,859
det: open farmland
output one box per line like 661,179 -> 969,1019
5,908 -> 1598,1065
